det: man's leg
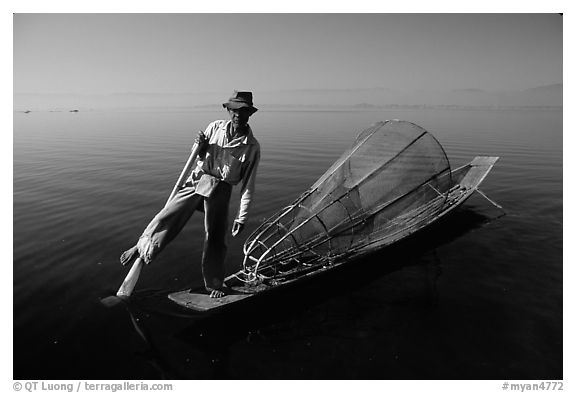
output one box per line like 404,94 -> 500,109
202,182 -> 232,298
120,185 -> 202,265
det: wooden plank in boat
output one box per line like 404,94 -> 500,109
168,289 -> 255,312
460,156 -> 499,189
470,156 -> 499,167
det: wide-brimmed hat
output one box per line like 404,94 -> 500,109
222,91 -> 258,115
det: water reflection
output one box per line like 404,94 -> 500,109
114,206 -> 498,379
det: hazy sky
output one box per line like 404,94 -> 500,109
14,13 -> 562,97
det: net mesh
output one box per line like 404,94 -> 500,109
243,120 -> 453,276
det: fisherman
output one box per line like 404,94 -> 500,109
120,91 -> 261,298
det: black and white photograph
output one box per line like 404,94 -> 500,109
12,10 -> 564,384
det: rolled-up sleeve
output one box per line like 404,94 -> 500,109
235,148 -> 260,224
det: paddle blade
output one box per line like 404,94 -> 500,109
116,258 -> 144,297
99,295 -> 128,308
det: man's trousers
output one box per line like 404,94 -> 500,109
135,181 -> 232,291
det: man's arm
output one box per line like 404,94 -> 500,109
232,148 -> 260,236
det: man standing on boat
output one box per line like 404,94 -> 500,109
120,91 -> 261,298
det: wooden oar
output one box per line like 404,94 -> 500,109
116,143 -> 201,297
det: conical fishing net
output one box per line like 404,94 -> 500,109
242,120 -> 453,281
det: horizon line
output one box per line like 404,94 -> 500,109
13,82 -> 563,97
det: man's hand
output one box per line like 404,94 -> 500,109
194,131 -> 208,157
232,221 -> 244,237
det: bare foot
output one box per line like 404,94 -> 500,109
120,246 -> 138,266
209,288 -> 226,298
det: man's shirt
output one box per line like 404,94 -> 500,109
188,120 -> 260,224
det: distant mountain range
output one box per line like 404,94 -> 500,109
14,84 -> 562,111
515,83 -> 563,106
444,83 -> 562,107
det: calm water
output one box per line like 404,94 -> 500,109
13,108 -> 562,379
